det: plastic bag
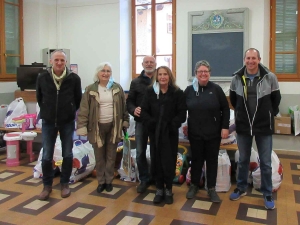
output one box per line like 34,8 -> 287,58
252,150 -> 283,192
4,98 -> 27,128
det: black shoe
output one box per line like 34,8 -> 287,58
186,184 -> 199,199
106,184 -> 113,192
97,184 -> 106,193
153,189 -> 164,204
164,189 -> 174,204
137,181 -> 150,193
208,188 -> 221,203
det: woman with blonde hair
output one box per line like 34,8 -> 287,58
141,66 -> 186,204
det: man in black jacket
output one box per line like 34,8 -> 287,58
36,49 -> 82,200
127,55 -> 156,193
229,48 -> 281,210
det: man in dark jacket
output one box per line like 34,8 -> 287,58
36,49 -> 82,200
229,48 -> 281,210
126,55 -> 156,193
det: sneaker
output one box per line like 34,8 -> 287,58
164,189 -> 174,204
186,184 -> 199,199
264,196 -> 275,210
208,188 -> 221,203
153,189 -> 164,203
137,182 -> 149,193
230,188 -> 246,200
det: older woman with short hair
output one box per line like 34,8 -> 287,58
184,60 -> 230,202
76,62 -> 129,193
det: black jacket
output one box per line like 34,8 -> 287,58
36,68 -> 82,126
126,70 -> 152,122
230,64 -> 281,135
185,81 -> 230,140
141,85 -> 187,178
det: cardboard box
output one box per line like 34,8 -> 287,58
274,114 -> 291,134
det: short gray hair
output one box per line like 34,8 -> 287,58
194,60 -> 211,73
93,62 -> 112,82
50,49 -> 67,59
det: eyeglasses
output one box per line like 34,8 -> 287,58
100,69 -> 111,73
196,70 -> 210,74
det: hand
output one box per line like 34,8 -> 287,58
221,129 -> 229,139
134,106 -> 141,117
183,125 -> 188,137
122,127 -> 127,133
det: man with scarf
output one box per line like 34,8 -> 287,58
36,49 -> 82,200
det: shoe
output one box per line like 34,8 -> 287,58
38,185 -> 52,201
97,184 -> 106,193
264,196 -> 275,210
230,188 -> 246,200
186,184 -> 199,199
61,183 -> 71,198
208,188 -> 221,203
153,189 -> 164,204
164,189 -> 174,204
106,183 -> 113,192
137,181 -> 150,193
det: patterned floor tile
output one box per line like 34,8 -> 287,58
89,183 -> 131,199
53,202 -> 104,224
0,170 -> 24,182
52,178 -> 93,192
278,154 -> 300,160
181,197 -> 221,215
132,190 -> 165,207
246,186 -> 278,200
290,162 -> 300,171
236,203 -> 277,224
0,189 -> 22,204
10,196 -> 61,215
294,190 -> 300,204
107,210 -> 154,225
16,176 -> 43,186
170,220 -> 206,225
292,175 -> 300,185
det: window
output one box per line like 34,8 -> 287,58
131,0 -> 176,79
0,0 -> 23,81
270,0 -> 299,81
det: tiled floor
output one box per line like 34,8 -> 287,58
0,149 -> 300,225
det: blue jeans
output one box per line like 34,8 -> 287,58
236,133 -> 272,196
42,120 -> 74,186
135,121 -> 150,183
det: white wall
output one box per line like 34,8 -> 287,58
19,0 -> 299,95
176,0 -> 299,93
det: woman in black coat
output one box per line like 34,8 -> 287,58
141,66 -> 187,204
184,60 -> 230,202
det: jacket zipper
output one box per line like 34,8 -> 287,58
55,89 -> 59,127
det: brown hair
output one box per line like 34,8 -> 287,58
152,66 -> 179,90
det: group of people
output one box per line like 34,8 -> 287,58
36,48 -> 281,210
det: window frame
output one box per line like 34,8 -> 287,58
0,0 -> 23,82
131,0 -> 176,79
270,0 -> 300,81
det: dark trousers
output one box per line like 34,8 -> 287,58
189,136 -> 221,189
41,120 -> 74,186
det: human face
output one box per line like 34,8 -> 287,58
244,50 -> 261,74
195,65 -> 210,85
50,51 -> 67,76
142,56 -> 156,75
157,68 -> 169,87
97,65 -> 112,84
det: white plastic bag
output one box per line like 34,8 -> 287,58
35,103 -> 42,130
205,150 -> 231,192
4,98 -> 27,128
70,140 -> 95,183
252,151 -> 283,192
